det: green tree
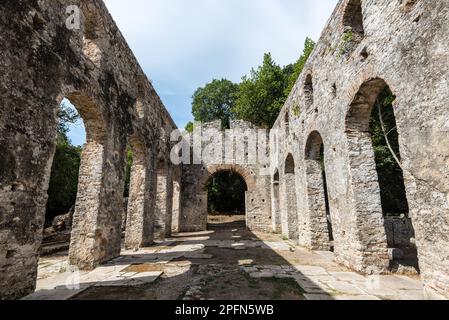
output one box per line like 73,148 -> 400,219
185,121 -> 194,133
191,79 -> 239,129
233,53 -> 289,128
284,37 -> 316,96
46,132 -> 82,224
57,102 -> 80,137
370,87 -> 409,215
46,103 -> 82,224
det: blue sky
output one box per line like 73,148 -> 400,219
67,0 -> 338,146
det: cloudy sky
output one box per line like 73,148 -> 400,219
68,0 -> 338,146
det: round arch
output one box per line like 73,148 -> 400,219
197,164 -> 257,193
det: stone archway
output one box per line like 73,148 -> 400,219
179,164 -> 258,232
345,77 -> 418,273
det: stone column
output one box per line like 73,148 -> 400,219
0,98 -> 57,299
284,173 -> 298,241
154,162 -> 173,239
69,135 -> 125,271
271,181 -> 282,233
343,132 -> 390,273
305,159 -> 331,251
124,149 -> 157,250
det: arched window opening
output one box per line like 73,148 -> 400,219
304,74 -> 314,109
341,0 -> 365,57
343,0 -> 365,35
282,154 -> 298,240
285,154 -> 295,174
346,78 -> 419,273
284,111 -> 290,136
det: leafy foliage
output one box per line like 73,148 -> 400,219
185,121 -> 194,133
205,171 -> 247,215
284,38 -> 316,97
46,102 -> 82,224
232,53 -> 290,128
46,128 -> 81,224
57,102 -> 80,136
370,87 -> 409,215
192,79 -> 239,129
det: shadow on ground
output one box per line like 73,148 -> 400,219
66,216 -> 333,300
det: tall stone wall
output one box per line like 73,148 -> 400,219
270,0 -> 449,299
0,0 -> 177,299
180,120 -> 272,232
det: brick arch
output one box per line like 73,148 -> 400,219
197,164 -> 257,193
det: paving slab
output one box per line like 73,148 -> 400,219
293,265 -> 329,276
327,280 -> 368,295
334,295 -> 381,300
329,272 -> 367,283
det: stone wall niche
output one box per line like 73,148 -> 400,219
271,170 -> 281,233
304,131 -> 332,251
280,154 -> 298,241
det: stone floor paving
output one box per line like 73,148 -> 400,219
24,222 -> 425,300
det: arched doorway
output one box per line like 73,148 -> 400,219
305,131 -> 333,251
345,78 -> 419,273
205,170 -> 248,229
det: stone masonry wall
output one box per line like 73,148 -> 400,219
0,0 -> 177,299
270,0 -> 449,299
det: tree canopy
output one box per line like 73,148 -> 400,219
232,53 -> 289,128
185,38 -> 316,130
191,79 -> 239,129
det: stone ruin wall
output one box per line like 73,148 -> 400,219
269,0 -> 449,299
1,0 -> 449,301
180,120 -> 272,233
0,0 -> 179,299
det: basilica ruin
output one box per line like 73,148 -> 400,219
1,0 -> 448,300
